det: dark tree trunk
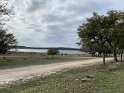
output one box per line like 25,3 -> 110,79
101,43 -> 105,65
113,50 -> 118,62
107,42 -> 118,62
121,53 -> 123,61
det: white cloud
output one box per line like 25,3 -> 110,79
6,0 -> 124,47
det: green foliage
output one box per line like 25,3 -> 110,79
78,10 -> 124,62
0,30 -> 17,55
0,1 -> 17,55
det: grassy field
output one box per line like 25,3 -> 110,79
0,53 -> 92,69
0,61 -> 124,93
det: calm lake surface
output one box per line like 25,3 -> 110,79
15,49 -> 85,54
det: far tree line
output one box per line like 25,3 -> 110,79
78,10 -> 124,65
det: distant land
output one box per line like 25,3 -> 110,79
16,46 -> 81,51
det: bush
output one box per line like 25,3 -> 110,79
47,48 -> 59,58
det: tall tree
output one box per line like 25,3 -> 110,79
78,13 -> 108,65
0,1 -> 17,58
0,30 -> 17,55
78,10 -> 124,64
105,10 -> 124,62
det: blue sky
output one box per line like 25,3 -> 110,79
7,0 -> 124,48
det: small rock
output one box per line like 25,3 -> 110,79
98,90 -> 101,93
76,79 -> 79,81
81,78 -> 90,82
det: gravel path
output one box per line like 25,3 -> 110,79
0,57 -> 113,85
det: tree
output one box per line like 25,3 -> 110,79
0,1 -> 17,58
78,10 -> 124,65
105,10 -> 124,62
47,48 -> 59,58
0,1 -> 11,28
0,30 -> 17,58
118,37 -> 124,61
78,12 -> 109,65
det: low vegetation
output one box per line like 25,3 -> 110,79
0,61 -> 124,93
0,54 -> 91,69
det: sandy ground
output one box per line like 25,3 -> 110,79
0,57 -> 113,86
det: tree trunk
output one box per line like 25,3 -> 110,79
113,50 -> 118,62
121,53 -> 123,61
103,52 -> 106,66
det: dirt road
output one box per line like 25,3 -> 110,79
0,57 -> 113,85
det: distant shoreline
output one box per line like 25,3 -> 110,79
10,48 -> 85,55
16,46 -> 81,51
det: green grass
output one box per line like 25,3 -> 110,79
0,55 -> 92,69
1,62 -> 124,93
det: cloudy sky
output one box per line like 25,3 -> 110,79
6,0 -> 124,48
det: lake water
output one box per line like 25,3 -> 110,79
14,49 -> 85,55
